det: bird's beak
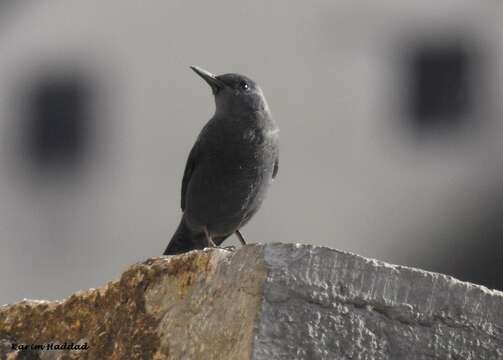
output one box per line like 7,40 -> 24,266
190,66 -> 226,94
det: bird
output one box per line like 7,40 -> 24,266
163,66 -> 279,255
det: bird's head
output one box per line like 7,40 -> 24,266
190,66 -> 270,116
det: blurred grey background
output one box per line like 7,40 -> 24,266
1,1 -> 503,304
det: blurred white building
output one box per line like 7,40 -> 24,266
0,1 -> 502,304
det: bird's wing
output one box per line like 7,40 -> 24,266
272,156 -> 279,179
181,141 -> 201,211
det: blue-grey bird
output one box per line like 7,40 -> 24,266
163,66 -> 279,255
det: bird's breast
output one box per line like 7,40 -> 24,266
242,126 -> 279,144
203,124 -> 277,188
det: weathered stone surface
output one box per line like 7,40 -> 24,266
255,244 -> 503,360
1,243 -> 503,359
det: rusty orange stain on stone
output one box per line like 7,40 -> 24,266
0,250 -> 218,360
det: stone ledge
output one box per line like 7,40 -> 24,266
1,243 -> 502,359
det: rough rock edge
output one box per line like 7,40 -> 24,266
1,243 -> 503,360
0,248 -> 239,359
253,243 -> 503,359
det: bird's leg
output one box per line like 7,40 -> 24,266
235,230 -> 247,246
203,227 -> 216,248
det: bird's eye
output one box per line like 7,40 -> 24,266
239,81 -> 249,90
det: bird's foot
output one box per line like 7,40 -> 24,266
203,245 -> 236,252
220,245 -> 237,252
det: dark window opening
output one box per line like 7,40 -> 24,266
406,41 -> 477,133
24,72 -> 93,173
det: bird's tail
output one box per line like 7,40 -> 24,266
163,219 -> 206,255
